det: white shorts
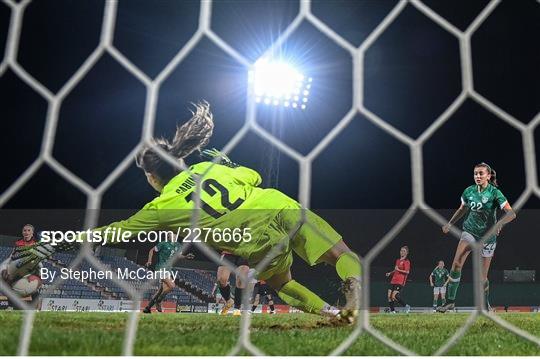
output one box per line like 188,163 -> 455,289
460,231 -> 497,258
433,286 -> 446,295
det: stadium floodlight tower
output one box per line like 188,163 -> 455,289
249,58 -> 311,110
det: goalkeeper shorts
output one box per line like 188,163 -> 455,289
257,206 -> 342,280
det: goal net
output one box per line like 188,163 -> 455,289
0,0 -> 539,355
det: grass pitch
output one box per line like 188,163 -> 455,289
0,312 -> 539,355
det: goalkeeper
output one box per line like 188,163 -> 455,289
10,101 -> 362,323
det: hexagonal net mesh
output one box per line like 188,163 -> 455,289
0,0 -> 539,356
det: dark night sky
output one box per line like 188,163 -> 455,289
1,0 -> 539,271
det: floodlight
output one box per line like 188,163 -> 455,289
249,58 -> 311,110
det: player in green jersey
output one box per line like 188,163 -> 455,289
438,163 -> 516,313
143,233 -> 194,313
12,101 -> 361,323
429,260 -> 449,312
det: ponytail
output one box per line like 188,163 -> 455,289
490,168 -> 498,187
136,101 -> 214,183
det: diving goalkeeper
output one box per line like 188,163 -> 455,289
9,101 -> 361,323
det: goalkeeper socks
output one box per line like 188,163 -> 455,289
389,301 -> 395,312
447,270 -> 461,301
220,284 -> 231,301
269,303 -> 275,312
234,286 -> 243,309
277,280 -> 326,315
251,305 -> 257,312
335,252 -> 362,281
484,279 -> 490,309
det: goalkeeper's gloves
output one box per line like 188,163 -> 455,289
9,239 -> 82,275
200,148 -> 239,168
8,243 -> 56,281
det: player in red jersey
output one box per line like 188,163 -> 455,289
1,224 -> 41,308
385,246 -> 411,313
14,224 -> 38,249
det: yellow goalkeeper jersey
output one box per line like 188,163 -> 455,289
92,161 -> 300,261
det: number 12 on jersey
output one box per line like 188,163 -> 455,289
185,179 -> 244,219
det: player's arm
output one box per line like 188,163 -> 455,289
429,273 -> 434,286
177,252 -> 195,260
495,202 -> 516,235
442,203 -> 469,234
146,246 -> 157,267
385,269 -> 395,277
90,201 -> 160,244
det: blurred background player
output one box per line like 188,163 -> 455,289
143,232 -> 194,313
439,163 -> 516,313
385,246 -> 411,313
251,280 -> 276,314
7,224 -> 42,308
13,224 -> 38,249
429,260 -> 449,312
12,102 -> 361,323
216,251 -> 249,315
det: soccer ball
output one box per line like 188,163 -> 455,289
11,274 -> 42,297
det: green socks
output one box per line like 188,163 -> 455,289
277,280 -> 327,314
335,252 -> 362,281
447,270 -> 461,301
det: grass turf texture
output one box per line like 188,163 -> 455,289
0,312 -> 539,355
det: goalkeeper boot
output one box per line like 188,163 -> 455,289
142,307 -> 151,314
220,298 -> 234,315
156,302 -> 163,313
437,301 -> 455,313
338,277 -> 361,324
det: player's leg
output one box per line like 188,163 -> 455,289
438,236 -> 472,312
144,282 -> 164,313
393,286 -> 410,313
433,287 -> 439,311
233,264 -> 249,315
217,262 -> 233,314
155,277 -> 175,312
251,293 -> 260,313
440,286 -> 446,306
266,269 -> 336,317
481,255 -> 493,311
285,209 -> 361,316
387,288 -> 395,313
266,293 -> 276,314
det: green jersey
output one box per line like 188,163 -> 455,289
155,241 -> 181,270
92,162 -> 301,265
431,267 -> 449,287
461,184 -> 507,240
